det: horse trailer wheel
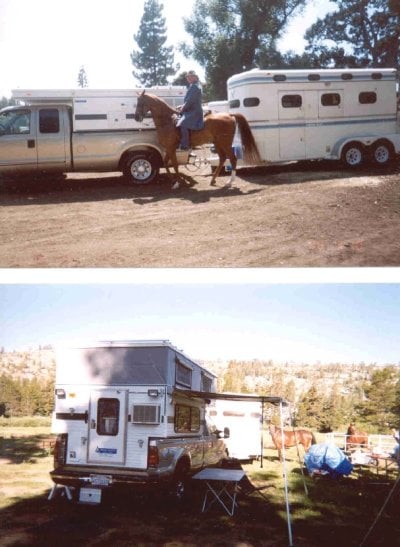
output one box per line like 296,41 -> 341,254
341,143 -> 364,168
371,141 -> 393,166
123,153 -> 159,184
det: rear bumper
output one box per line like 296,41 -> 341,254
50,465 -> 168,489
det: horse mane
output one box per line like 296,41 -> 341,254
140,91 -> 178,116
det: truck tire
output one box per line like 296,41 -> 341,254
341,142 -> 364,168
123,152 -> 159,184
370,140 -> 394,166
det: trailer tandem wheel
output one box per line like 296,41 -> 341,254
341,142 -> 365,168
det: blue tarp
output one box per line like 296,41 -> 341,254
304,442 -> 353,478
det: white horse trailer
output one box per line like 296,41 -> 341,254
207,398 -> 262,461
221,67 -> 400,168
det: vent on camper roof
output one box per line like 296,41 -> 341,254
132,405 -> 161,424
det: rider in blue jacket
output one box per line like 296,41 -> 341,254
176,70 -> 204,150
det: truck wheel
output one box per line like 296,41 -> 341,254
170,462 -> 189,502
123,153 -> 159,184
341,142 -> 364,168
370,140 -> 394,166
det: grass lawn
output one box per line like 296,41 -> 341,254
0,426 -> 399,546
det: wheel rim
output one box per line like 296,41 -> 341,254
130,158 -> 152,182
346,147 -> 362,166
374,145 -> 389,164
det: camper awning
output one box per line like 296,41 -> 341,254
173,388 -> 287,406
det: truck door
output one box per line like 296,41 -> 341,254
36,108 -> 67,169
88,390 -> 127,465
0,108 -> 37,171
278,91 -> 306,160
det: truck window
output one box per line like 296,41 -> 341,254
174,404 -> 200,433
359,92 -> 377,104
281,95 -> 302,108
0,109 -> 31,135
321,93 -> 341,107
97,397 -> 119,436
39,109 -> 60,133
201,373 -> 212,392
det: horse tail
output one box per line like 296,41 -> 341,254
231,113 -> 261,165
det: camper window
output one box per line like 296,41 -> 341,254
201,373 -> 212,392
229,99 -> 240,109
97,398 -> 119,436
282,95 -> 302,108
175,360 -> 192,388
174,404 -> 200,433
359,92 -> 377,104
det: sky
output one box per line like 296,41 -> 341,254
1,279 -> 400,365
0,0 -> 334,98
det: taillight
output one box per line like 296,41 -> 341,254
53,433 -> 68,466
148,445 -> 159,467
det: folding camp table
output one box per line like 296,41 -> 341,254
193,467 -> 245,516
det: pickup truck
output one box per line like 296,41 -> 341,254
50,416 -> 229,502
0,102 -> 168,184
49,340 -> 229,504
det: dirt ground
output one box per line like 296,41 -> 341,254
1,159 -> 400,268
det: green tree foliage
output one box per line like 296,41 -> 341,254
304,0 -> 400,69
131,0 -> 179,86
77,66 -> 88,88
0,374 -> 54,417
355,366 -> 399,431
181,0 -> 307,99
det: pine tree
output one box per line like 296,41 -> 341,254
131,0 -> 179,86
77,66 -> 88,88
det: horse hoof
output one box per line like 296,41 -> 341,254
172,181 -> 180,190
210,181 -> 216,186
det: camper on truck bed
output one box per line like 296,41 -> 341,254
50,340 -> 228,504
0,87 -> 186,184
211,68 -> 400,170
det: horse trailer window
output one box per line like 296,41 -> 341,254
243,97 -> 260,107
359,92 -> 377,104
273,74 -> 286,82
321,93 -> 341,107
174,404 -> 200,433
281,94 -> 302,108
97,398 -> 119,436
229,99 -> 240,108
308,74 -> 320,81
341,73 -> 353,80
222,410 -> 245,417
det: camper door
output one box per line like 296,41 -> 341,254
88,389 -> 127,464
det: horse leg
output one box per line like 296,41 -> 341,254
165,150 -> 184,190
224,147 -> 238,188
210,152 -> 226,186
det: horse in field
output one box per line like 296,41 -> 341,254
134,91 -> 261,189
269,423 -> 316,460
346,424 -> 369,450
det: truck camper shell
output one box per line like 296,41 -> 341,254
12,87 -> 186,132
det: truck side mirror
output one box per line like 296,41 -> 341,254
223,427 -> 230,439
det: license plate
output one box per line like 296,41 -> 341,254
90,474 -> 112,486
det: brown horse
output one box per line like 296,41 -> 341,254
134,91 -> 261,189
269,423 -> 316,460
346,424 -> 369,449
